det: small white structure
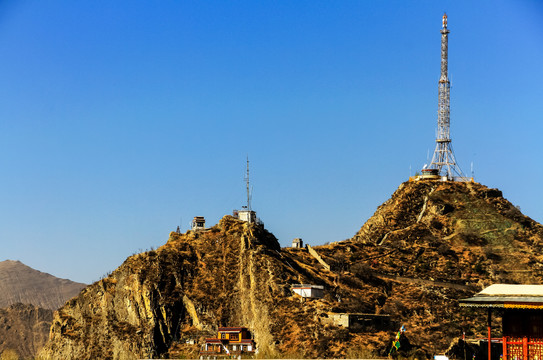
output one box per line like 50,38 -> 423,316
291,284 -> 324,299
191,216 -> 206,231
292,238 -> 303,248
237,208 -> 256,224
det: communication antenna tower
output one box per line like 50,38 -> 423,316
428,13 -> 466,180
245,156 -> 251,213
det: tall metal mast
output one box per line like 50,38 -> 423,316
245,156 -> 251,213
428,13 -> 465,179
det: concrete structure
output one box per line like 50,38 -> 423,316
326,313 -> 393,330
191,216 -> 206,231
292,238 -> 303,248
420,168 -> 440,180
306,245 -> 331,271
291,284 -> 324,299
237,208 -> 256,224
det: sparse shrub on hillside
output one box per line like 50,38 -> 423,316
340,273 -> 364,288
414,257 -> 431,272
332,252 -> 349,272
383,299 -> 409,317
437,243 -> 456,258
483,245 -> 501,260
463,232 -> 487,246
351,262 -> 374,281
439,203 -> 455,215
389,237 -> 406,249
473,261 -> 487,275
0,349 -> 19,360
431,219 -> 444,230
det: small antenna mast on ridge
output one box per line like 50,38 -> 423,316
245,156 -> 251,212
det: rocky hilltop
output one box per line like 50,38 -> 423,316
41,181 -> 543,359
315,180 -> 543,354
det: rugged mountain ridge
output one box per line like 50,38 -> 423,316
41,181 -> 543,359
0,260 -> 86,310
41,217 -> 385,359
0,260 -> 87,359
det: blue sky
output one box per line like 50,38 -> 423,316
0,1 -> 541,284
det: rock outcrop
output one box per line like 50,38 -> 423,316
42,217 -> 387,359
0,303 -> 53,359
41,181 -> 543,359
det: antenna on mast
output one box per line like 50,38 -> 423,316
425,13 -> 467,181
245,156 -> 251,212
234,156 -> 258,225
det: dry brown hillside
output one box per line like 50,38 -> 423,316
0,303 -> 53,359
41,180 -> 543,359
311,181 -> 543,356
0,260 -> 87,359
0,260 -> 86,310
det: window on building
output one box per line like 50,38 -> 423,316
229,333 -> 239,341
221,333 -> 227,339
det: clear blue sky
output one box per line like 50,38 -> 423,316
0,1 -> 541,284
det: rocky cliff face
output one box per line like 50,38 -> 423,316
41,181 -> 543,359
0,303 -> 53,359
41,216 -> 386,359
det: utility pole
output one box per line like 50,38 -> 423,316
245,156 -> 252,222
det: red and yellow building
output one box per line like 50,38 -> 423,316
201,327 -> 256,357
460,284 -> 543,360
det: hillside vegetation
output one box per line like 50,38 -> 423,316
41,181 -> 543,359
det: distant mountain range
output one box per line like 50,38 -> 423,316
0,260 -> 87,358
0,260 -> 86,310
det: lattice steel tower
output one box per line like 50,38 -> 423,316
428,13 -> 465,179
